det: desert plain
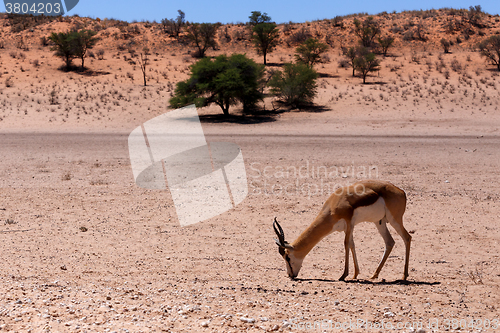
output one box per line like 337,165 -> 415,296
0,9 -> 500,332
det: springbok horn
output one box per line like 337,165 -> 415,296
273,217 -> 286,246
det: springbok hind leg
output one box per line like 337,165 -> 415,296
371,218 -> 395,279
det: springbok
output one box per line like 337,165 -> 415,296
273,180 -> 411,281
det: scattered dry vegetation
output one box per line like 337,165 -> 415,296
0,7 -> 498,123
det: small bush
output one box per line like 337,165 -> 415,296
294,38 -> 328,67
268,63 -> 318,108
49,90 -> 58,105
450,59 -> 462,72
40,36 -> 49,46
97,48 -> 105,60
441,39 -> 451,53
5,76 -> 13,87
378,36 -> 394,56
331,16 -> 344,28
354,51 -> 380,84
286,27 -> 312,46
338,59 -> 350,68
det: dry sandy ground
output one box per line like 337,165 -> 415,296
1,12 -> 500,333
0,115 -> 499,332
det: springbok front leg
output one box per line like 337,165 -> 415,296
350,232 -> 360,279
339,223 -> 354,281
371,218 -> 395,279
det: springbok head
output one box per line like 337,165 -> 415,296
273,217 -> 303,279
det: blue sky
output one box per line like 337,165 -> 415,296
1,0 -> 499,23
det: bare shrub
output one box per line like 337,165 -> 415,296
49,90 -> 58,105
97,49 -> 105,60
441,39 -> 451,53
450,59 -> 462,72
5,76 -> 13,87
338,59 -> 350,68
40,36 -> 49,46
286,27 -> 312,46
411,52 -> 420,64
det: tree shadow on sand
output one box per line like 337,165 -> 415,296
272,103 -> 332,113
75,69 -> 112,77
266,62 -> 285,68
363,80 -> 388,85
318,73 -> 340,79
197,102 -> 331,124
198,112 -> 280,124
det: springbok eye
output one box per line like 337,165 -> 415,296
278,247 -> 285,256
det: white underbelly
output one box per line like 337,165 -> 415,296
351,197 -> 386,224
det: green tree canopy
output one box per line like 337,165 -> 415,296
294,38 -> 328,68
169,54 -> 265,115
377,35 -> 394,56
268,63 -> 318,108
248,11 -> 271,26
353,49 -> 380,84
48,31 -> 77,70
252,22 -> 279,65
72,30 -> 98,69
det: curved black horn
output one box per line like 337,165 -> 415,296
273,217 -> 286,246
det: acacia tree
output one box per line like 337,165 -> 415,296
354,49 -> 380,84
169,54 -> 264,115
294,38 -> 328,68
252,22 -> 279,65
72,30 -> 98,69
478,35 -> 500,71
48,31 -> 77,70
353,17 -> 380,47
248,11 -> 271,26
377,35 -> 394,56
186,23 -> 218,58
48,30 -> 98,71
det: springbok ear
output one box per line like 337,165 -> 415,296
274,238 -> 293,249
